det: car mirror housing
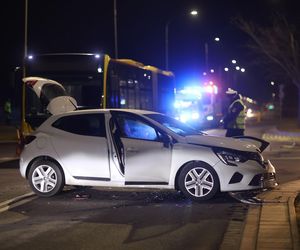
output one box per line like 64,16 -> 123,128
162,134 -> 173,148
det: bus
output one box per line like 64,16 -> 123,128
20,53 -> 175,136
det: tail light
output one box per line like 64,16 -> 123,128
25,80 -> 38,87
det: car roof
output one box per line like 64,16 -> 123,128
43,108 -> 161,123
70,108 -> 160,115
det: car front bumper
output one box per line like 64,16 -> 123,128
247,159 -> 278,189
262,160 -> 278,189
216,157 -> 278,192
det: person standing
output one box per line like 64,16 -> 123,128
223,88 -> 246,137
4,99 -> 12,125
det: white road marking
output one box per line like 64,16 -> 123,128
0,192 -> 36,214
0,157 -> 19,163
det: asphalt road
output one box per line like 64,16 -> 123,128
0,142 -> 246,250
0,186 -> 246,250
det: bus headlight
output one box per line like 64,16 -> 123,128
206,115 -> 214,121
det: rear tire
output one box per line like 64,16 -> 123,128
28,160 -> 65,197
178,162 -> 219,201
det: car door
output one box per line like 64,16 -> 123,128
51,113 -> 110,181
111,111 -> 172,185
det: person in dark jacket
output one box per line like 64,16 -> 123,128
223,88 -> 246,137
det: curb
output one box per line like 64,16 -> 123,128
288,196 -> 300,249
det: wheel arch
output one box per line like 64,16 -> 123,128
174,160 -> 220,191
25,155 -> 65,184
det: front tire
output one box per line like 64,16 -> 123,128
178,162 -> 219,201
28,160 -> 65,197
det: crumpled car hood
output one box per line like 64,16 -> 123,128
184,134 -> 258,152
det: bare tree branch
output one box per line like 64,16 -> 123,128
234,16 -> 300,86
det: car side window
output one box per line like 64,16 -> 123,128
52,114 -> 106,137
114,113 -> 159,141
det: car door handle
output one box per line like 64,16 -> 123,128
127,147 -> 139,153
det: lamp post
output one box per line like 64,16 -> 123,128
165,9 -> 198,71
113,0 -> 118,59
23,0 -> 28,78
204,37 -> 220,71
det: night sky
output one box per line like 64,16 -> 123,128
1,0 -> 299,105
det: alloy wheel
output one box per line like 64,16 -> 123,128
184,167 -> 214,197
31,165 -> 57,193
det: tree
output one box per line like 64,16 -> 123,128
235,15 -> 300,125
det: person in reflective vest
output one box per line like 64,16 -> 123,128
223,88 -> 246,137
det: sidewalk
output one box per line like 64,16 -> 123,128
241,118 -> 300,250
240,181 -> 300,250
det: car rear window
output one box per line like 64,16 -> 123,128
52,114 -> 106,137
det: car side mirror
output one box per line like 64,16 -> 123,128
162,134 -> 173,148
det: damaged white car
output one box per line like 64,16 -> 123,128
19,77 -> 278,201
19,109 -> 278,201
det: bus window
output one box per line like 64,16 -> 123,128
107,60 -> 153,110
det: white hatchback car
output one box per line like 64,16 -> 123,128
20,109 -> 277,201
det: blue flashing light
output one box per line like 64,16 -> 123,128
174,100 -> 193,109
192,112 -> 200,120
28,55 -> 33,60
94,54 -> 100,59
205,85 -> 214,94
178,86 -> 202,99
180,114 -> 189,123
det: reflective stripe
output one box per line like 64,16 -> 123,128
227,99 -> 246,129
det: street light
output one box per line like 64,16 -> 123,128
190,10 -> 198,16
165,9 -> 198,70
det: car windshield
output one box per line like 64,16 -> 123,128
145,113 -> 203,136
